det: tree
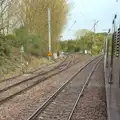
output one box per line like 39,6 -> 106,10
75,29 -> 92,39
0,0 -> 70,57
14,0 -> 69,55
59,29 -> 107,55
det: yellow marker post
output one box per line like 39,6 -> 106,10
48,52 -> 52,57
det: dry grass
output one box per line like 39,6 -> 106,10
0,56 -> 55,82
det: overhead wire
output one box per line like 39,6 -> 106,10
66,0 -> 84,32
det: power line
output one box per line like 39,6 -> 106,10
68,20 -> 76,32
90,20 -> 99,31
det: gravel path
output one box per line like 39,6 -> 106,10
0,55 -> 91,120
71,60 -> 107,120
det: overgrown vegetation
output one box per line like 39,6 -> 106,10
0,0 -> 111,77
0,0 -> 69,75
59,29 -> 112,55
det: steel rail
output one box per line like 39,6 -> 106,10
0,55 -> 77,93
27,55 -> 103,120
67,57 -> 103,120
0,56 -> 81,105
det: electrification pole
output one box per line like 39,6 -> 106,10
20,45 -> 24,74
48,8 -> 52,60
92,20 -> 99,55
109,14 -> 117,84
67,21 -> 76,52
106,29 -> 111,67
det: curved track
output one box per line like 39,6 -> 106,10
0,54 -> 82,105
26,55 -> 103,120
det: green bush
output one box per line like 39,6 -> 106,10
0,34 -> 11,57
74,47 -> 80,52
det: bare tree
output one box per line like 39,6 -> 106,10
17,0 -> 69,52
0,0 -> 23,34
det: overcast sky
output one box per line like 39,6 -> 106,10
62,0 -> 120,40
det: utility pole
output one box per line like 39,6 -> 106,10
93,20 -> 99,41
83,32 -> 87,54
106,29 -> 111,67
92,20 -> 99,55
67,20 -> 76,52
102,29 -> 109,53
20,45 -> 24,74
48,8 -> 52,60
109,14 -> 117,84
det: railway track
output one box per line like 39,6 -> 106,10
27,54 -> 73,75
26,55 -> 103,120
0,54 -> 68,83
0,54 -> 82,105
0,54 -> 76,84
